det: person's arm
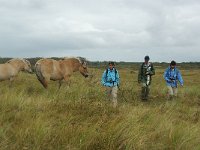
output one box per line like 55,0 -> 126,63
115,70 -> 120,85
150,64 -> 155,75
177,70 -> 184,86
164,68 -> 171,82
138,65 -> 142,83
101,70 -> 107,86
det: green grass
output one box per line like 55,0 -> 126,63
0,68 -> 200,150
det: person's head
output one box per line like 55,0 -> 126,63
170,60 -> 176,69
144,55 -> 150,64
108,61 -> 115,70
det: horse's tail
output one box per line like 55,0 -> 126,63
35,62 -> 48,89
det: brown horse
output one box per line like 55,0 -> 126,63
0,58 -> 32,84
35,57 -> 89,89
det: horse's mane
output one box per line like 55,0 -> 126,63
6,58 -> 21,63
7,58 -> 28,64
77,57 -> 87,64
62,57 -> 87,64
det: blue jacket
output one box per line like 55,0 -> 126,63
164,67 -> 183,87
101,68 -> 120,87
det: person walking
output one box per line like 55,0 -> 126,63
138,56 -> 155,101
164,60 -> 184,99
101,61 -> 120,107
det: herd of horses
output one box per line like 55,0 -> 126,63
0,57 -> 89,88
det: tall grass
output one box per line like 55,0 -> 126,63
0,69 -> 200,150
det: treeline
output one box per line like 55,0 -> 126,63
85,61 -> 200,70
0,57 -> 199,70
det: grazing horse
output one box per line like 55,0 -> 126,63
35,57 -> 89,89
0,58 -> 32,84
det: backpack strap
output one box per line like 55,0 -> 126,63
106,68 -> 108,81
141,62 -> 145,75
115,69 -> 117,81
141,62 -> 145,68
168,67 -> 179,80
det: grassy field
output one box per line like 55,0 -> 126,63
0,67 -> 200,150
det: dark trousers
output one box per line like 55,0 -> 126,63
141,83 -> 150,100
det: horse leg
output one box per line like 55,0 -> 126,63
9,77 -> 15,88
63,75 -> 72,90
42,79 -> 48,89
55,80 -> 63,95
64,75 -> 71,85
59,80 -> 63,89
39,74 -> 50,89
38,77 -> 49,89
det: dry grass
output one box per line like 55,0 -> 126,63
0,68 -> 200,150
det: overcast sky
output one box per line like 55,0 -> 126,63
0,0 -> 200,62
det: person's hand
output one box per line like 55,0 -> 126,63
167,79 -> 172,83
145,72 -> 149,75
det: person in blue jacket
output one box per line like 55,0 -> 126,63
164,60 -> 184,99
101,61 -> 120,107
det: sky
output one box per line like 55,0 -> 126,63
0,0 -> 200,62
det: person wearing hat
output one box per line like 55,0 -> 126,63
101,61 -> 120,107
138,56 -> 155,101
164,60 -> 183,99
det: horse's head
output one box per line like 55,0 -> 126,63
78,57 -> 89,78
7,59 -> 32,73
22,59 -> 32,73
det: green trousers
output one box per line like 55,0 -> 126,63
141,83 -> 150,100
